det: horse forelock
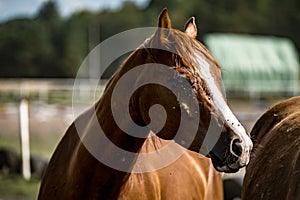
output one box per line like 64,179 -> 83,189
141,29 -> 222,103
141,29 -> 220,68
167,31 -> 224,115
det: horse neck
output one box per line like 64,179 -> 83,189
65,49 -> 153,196
95,49 -> 151,153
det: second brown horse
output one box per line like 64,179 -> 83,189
243,96 -> 300,200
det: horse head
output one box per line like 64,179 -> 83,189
130,9 -> 253,173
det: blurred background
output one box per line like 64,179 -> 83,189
0,0 -> 299,199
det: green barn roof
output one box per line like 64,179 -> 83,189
204,33 -> 299,97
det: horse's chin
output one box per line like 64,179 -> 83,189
214,164 -> 239,173
209,152 -> 240,173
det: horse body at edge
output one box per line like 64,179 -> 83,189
243,96 -> 300,200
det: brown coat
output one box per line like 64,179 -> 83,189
243,96 -> 300,200
39,124 -> 223,199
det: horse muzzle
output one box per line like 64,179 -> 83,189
209,130 -> 253,173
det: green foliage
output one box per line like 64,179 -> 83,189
0,174 -> 40,200
0,19 -> 53,77
37,1 -> 60,22
0,0 -> 299,77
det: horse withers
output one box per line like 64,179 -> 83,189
38,9 -> 252,199
242,96 -> 300,199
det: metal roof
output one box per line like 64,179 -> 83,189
204,33 -> 299,97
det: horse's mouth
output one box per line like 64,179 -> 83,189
209,151 -> 240,173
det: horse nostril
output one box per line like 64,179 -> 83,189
231,138 -> 242,157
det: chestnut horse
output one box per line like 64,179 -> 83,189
242,96 -> 300,199
38,9 -> 252,199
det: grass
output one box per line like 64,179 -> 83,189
0,81 -> 109,199
0,135 -> 44,200
0,135 -> 60,160
0,102 -> 66,200
0,174 -> 40,200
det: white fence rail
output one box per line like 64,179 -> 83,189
0,79 -> 107,104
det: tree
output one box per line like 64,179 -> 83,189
0,0 -> 299,78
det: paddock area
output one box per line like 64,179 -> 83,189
0,79 -> 297,199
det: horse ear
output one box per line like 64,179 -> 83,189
158,8 -> 171,29
155,8 -> 171,45
184,17 -> 197,38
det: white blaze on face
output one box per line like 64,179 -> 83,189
195,52 -> 252,164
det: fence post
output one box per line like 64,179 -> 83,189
19,97 -> 31,180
